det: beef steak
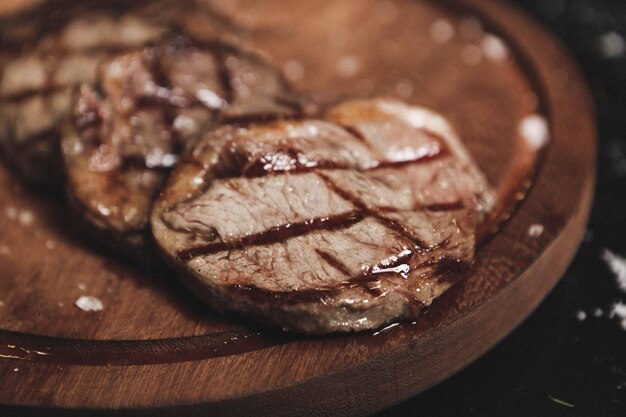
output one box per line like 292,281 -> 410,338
62,36 -> 303,255
151,98 -> 493,333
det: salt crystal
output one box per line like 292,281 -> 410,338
336,55 -> 361,78
461,45 -> 483,66
283,60 -> 305,83
75,296 -> 103,312
78,283 -> 87,291
4,206 -> 17,221
196,88 -> 226,109
599,31 -> 625,58
528,224 -> 544,238
519,114 -> 550,150
601,249 -> 626,292
173,115 -> 197,134
576,310 -> 586,321
46,240 -> 57,250
0,245 -> 10,256
13,368 -> 18,372
481,34 -> 509,62
430,19 -> 455,44
609,302 -> 626,319
593,308 -> 603,318
58,302 -> 64,307
18,210 -> 35,226
609,302 -> 626,331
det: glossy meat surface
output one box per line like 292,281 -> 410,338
152,98 -> 493,333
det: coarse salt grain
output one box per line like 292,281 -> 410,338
18,210 -> 35,226
46,240 -> 57,250
481,34 -> 508,62
576,310 -> 586,321
599,31 -> 626,58
528,224 -> 544,238
75,296 -> 103,312
601,249 -> 626,292
519,114 -> 550,150
78,283 -> 87,291
430,19 -> 455,44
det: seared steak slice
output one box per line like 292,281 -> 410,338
62,36 -> 303,255
151,98 -> 493,334
0,0 -> 240,185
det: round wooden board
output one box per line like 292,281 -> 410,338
0,0 -> 595,415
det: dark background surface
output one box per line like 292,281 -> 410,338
377,1 -> 626,416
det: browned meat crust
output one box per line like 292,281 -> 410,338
151,98 -> 493,334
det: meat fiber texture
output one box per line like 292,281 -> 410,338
152,98 -> 494,334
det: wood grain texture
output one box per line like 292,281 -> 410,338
0,0 -> 595,415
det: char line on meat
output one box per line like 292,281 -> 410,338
151,98 -> 494,334
62,34 -> 306,256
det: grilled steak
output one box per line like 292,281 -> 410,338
0,0 -> 241,185
151,98 -> 494,334
62,36 -> 303,255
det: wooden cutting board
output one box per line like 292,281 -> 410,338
0,0 -> 595,415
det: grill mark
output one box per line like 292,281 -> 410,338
174,143 -> 450,259
1,34 -> 288,125
315,171 -> 429,249
65,36 -> 305,230
377,200 -> 465,213
171,127 -> 457,262
0,46 -> 159,104
132,94 -> 199,109
372,216 -> 429,249
339,124 -> 372,148
1,86 -> 67,104
220,110 -> 301,126
177,211 -> 364,261
223,255 -> 470,304
315,249 -> 351,277
425,201 -> 465,212
216,51 -> 234,105
213,143 -> 447,180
